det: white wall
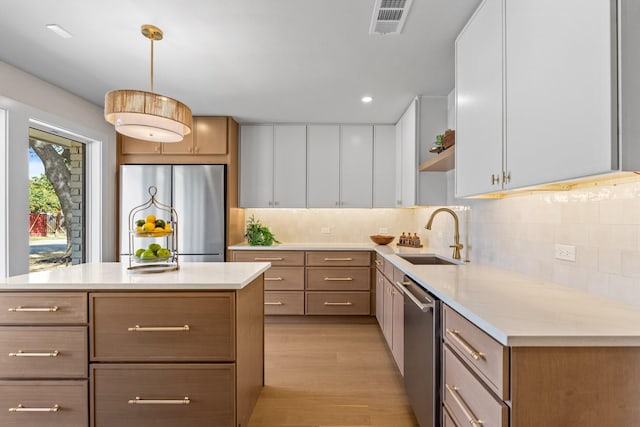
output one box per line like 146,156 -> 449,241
0,61 -> 117,276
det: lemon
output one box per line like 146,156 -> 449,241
154,227 -> 165,233
164,223 -> 172,232
145,214 -> 156,224
136,226 -> 143,232
142,222 -> 155,232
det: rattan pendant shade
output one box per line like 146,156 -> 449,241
104,25 -> 192,143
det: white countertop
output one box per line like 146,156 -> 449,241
229,242 -> 377,251
374,245 -> 640,347
0,262 -> 270,291
230,241 -> 640,347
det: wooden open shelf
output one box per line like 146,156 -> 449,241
419,146 -> 455,172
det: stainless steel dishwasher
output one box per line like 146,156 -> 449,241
401,276 -> 441,427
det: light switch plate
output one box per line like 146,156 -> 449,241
555,244 -> 576,261
320,227 -> 331,234
379,227 -> 388,234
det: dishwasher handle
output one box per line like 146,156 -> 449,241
399,281 -> 434,312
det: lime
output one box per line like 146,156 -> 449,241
148,243 -> 161,254
155,219 -> 166,229
135,248 -> 145,257
141,249 -> 156,259
136,219 -> 145,227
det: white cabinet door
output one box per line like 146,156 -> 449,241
340,125 -> 373,208
373,125 -> 396,208
397,99 -> 418,207
455,0 -> 504,197
505,0 -> 616,188
273,125 -> 306,208
240,125 -> 274,207
307,125 -> 340,208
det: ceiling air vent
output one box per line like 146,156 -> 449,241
369,0 -> 414,35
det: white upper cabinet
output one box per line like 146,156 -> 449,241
307,125 -> 341,208
240,124 -> 306,208
455,0 -> 504,197
396,99 -> 418,207
505,0 -> 616,188
240,125 -> 274,207
340,125 -> 373,208
273,125 -> 307,207
456,0 -> 636,197
373,125 -> 396,208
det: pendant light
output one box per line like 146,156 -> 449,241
104,25 -> 192,143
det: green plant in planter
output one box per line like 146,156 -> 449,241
244,215 -> 280,246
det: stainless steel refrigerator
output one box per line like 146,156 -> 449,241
120,164 -> 226,262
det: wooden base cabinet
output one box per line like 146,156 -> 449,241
374,254 -> 404,374
0,380 -> 88,427
91,364 -> 235,427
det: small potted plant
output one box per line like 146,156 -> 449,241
244,215 -> 280,246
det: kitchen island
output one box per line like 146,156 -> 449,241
0,262 -> 269,427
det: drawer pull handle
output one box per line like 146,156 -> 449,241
127,325 -> 190,332
264,302 -> 284,305
324,302 -> 353,306
8,306 -> 59,312
374,260 -> 383,266
323,277 -> 353,281
446,329 -> 484,361
265,277 -> 283,281
254,257 -> 284,261
8,350 -> 59,357
9,404 -> 60,412
445,384 -> 483,426
323,257 -> 353,261
128,396 -> 190,405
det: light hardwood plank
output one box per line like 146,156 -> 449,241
248,322 -> 418,427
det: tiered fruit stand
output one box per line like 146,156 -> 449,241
127,186 -> 179,273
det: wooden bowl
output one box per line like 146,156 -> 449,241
370,235 -> 395,245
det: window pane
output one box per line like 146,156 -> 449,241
28,128 -> 85,272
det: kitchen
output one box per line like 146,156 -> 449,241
1,0 -> 640,426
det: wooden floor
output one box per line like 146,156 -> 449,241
247,320 -> 419,427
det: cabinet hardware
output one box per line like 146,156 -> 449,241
490,174 -> 500,185
398,282 -> 434,312
445,384 -> 483,426
323,277 -> 353,281
323,302 -> 353,306
445,329 -> 484,360
253,257 -> 283,261
264,277 -> 283,281
374,260 -> 383,266
8,305 -> 59,312
264,302 -> 284,305
128,396 -> 190,405
127,325 -> 190,332
323,257 -> 353,261
8,350 -> 59,357
268,201 -> 273,207
8,404 -> 60,412
503,170 -> 511,184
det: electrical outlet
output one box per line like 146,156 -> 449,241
320,227 -> 331,234
555,244 -> 576,262
379,227 -> 388,234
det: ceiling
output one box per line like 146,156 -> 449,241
0,0 -> 480,124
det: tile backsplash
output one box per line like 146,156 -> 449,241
245,176 -> 640,307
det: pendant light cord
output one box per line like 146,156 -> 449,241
150,36 -> 154,92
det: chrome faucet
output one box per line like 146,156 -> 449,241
425,208 -> 463,260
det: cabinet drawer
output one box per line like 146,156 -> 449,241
444,345 -> 508,427
0,293 -> 87,324
91,364 -> 235,427
444,406 -> 459,427
0,326 -> 87,378
90,293 -> 235,362
306,292 -> 370,315
264,267 -> 304,290
306,251 -> 371,266
233,250 -> 304,266
264,291 -> 304,315
443,304 -> 509,399
0,379 -> 88,427
306,267 -> 371,291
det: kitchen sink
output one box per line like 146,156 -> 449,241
397,254 -> 463,265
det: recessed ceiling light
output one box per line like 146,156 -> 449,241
46,24 -> 73,39
361,96 -> 373,103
